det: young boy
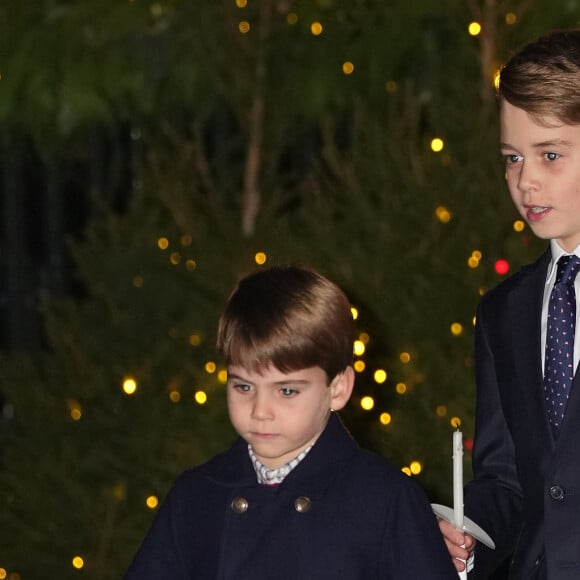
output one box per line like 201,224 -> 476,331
440,29 -> 580,579
125,265 -> 457,579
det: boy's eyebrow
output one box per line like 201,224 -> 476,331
226,371 -> 310,385
532,138 -> 574,148
226,372 -> 250,382
500,139 -> 574,150
499,141 -> 515,150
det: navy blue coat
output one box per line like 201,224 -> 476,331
466,248 -> 580,579
125,413 -> 457,579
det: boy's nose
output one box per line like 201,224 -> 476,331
251,394 -> 274,420
517,162 -> 540,195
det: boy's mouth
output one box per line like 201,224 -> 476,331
525,205 -> 551,222
251,432 -> 279,439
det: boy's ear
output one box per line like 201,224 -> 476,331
329,366 -> 355,411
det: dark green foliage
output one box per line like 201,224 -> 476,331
0,1 -> 566,578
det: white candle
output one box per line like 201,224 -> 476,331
453,428 -> 467,580
453,429 -> 464,529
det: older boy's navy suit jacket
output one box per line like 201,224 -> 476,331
466,248 -> 580,580
125,413 -> 457,579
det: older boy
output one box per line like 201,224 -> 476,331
440,29 -> 580,579
125,265 -> 457,579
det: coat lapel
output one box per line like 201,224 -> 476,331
510,251 -> 553,444
556,354 -> 580,442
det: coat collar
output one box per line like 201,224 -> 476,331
205,413 -> 358,494
509,249 -> 550,393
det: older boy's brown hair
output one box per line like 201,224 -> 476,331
216,265 -> 354,382
499,28 -> 580,125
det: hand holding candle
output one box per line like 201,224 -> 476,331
431,426 -> 495,578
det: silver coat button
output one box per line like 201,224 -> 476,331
549,485 -> 565,501
231,496 -> 249,513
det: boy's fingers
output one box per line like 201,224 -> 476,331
438,518 -> 465,545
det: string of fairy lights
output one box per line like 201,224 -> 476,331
0,4 -> 528,579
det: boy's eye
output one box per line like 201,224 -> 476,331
280,386 -> 297,397
505,153 -> 522,164
545,151 -> 560,161
234,383 -> 252,393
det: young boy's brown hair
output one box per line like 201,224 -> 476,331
216,265 -> 355,381
499,28 -> 580,124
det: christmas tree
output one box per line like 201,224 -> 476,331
1,1 -> 575,578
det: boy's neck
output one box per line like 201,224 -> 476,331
248,444 -> 313,485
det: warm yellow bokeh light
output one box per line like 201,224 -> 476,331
385,80 -> 398,93
435,205 -> 451,223
311,21 -> 323,35
401,467 -> 411,476
123,377 -> 138,395
353,340 -> 365,356
410,461 -> 422,475
194,391 -> 208,405
358,332 -> 370,344
373,369 -> 387,384
451,416 -> 462,428
254,252 -> 267,265
350,306 -> 359,320
396,382 -> 407,395
72,556 -> 84,569
468,21 -> 482,36
68,400 -> 82,421
0,569 -> 7,580
493,68 -> 501,91
180,233 -> 192,246
146,495 -> 159,509
185,259 -> 197,271
205,361 -> 217,374
436,405 -> 447,416
430,138 -> 444,152
189,333 -> 202,346
450,322 -> 463,336
513,220 -> 525,232
157,237 -> 169,250
133,275 -> 144,288
468,250 -> 481,268
169,390 -> 181,403
217,369 -> 228,383
342,61 -> 354,75
236,0 -> 247,7
353,360 -> 366,373
170,252 -> 181,265
239,20 -> 250,33
399,352 -> 411,364
505,12 -> 517,25
360,396 -> 375,411
380,412 -> 391,425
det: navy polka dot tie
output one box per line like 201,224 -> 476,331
544,254 -> 580,437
